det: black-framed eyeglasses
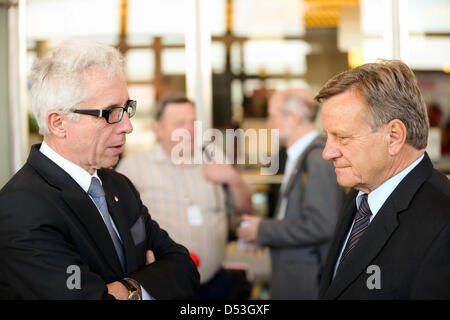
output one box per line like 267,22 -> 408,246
71,100 -> 136,124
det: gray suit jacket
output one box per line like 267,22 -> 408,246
257,136 -> 345,299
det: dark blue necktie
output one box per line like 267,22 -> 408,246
338,193 -> 372,267
88,177 -> 126,272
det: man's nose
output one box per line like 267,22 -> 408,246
322,138 -> 341,161
118,112 -> 133,134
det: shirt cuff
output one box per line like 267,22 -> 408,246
141,285 -> 154,300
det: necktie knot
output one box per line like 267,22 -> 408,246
358,194 -> 372,217
88,177 -> 105,198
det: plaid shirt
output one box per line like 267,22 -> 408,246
117,143 -> 227,283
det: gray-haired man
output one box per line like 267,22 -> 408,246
0,40 -> 199,299
237,88 -> 344,299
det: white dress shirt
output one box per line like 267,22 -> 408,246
39,141 -> 152,300
333,154 -> 425,278
277,130 -> 319,220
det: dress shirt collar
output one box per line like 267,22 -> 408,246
286,130 -> 319,163
356,154 -> 425,220
39,141 -> 101,192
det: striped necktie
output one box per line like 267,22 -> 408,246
338,193 -> 372,267
88,177 -> 127,272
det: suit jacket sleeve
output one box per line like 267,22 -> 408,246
257,148 -> 344,249
0,190 -> 115,299
411,223 -> 450,299
0,173 -> 199,300
119,174 -> 200,300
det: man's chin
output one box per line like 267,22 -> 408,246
336,175 -> 355,189
100,157 -> 120,170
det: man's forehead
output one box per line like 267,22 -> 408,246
166,101 -> 194,109
323,90 -> 367,116
162,102 -> 196,121
269,91 -> 285,105
80,72 -> 127,104
323,96 -> 369,129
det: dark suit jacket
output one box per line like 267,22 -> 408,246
0,145 -> 200,299
319,153 -> 450,299
258,136 -> 345,299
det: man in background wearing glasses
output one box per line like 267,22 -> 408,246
0,40 -> 199,299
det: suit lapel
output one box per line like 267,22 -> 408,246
100,171 -> 138,274
282,136 -> 323,196
323,153 -> 433,299
27,145 -> 124,275
319,191 -> 358,297
275,137 -> 323,219
324,197 -> 399,299
61,188 -> 124,275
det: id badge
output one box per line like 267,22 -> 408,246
187,205 -> 203,226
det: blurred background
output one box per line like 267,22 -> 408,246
1,0 -> 449,299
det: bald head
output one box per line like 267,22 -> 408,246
269,88 -> 319,124
267,88 -> 319,147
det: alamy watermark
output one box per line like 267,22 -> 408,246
170,121 -> 280,175
66,265 -> 81,290
366,265 -> 381,290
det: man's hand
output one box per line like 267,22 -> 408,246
107,281 -> 129,300
107,250 -> 155,299
203,163 -> 236,184
203,164 -> 254,214
146,250 -> 155,265
236,214 -> 262,243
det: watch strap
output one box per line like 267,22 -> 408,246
119,278 -> 142,300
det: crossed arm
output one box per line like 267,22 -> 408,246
0,189 -> 199,299
106,250 -> 155,299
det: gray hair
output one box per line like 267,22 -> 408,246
30,39 -> 125,135
315,60 -> 429,150
280,88 -> 319,124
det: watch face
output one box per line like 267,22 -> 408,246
129,292 -> 141,300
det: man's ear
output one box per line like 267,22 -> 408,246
387,119 -> 407,155
47,110 -> 67,138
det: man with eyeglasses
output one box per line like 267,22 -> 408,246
0,40 -> 199,299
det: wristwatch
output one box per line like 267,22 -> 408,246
119,278 -> 142,300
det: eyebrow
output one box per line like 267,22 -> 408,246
105,104 -> 121,110
104,99 -> 130,110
